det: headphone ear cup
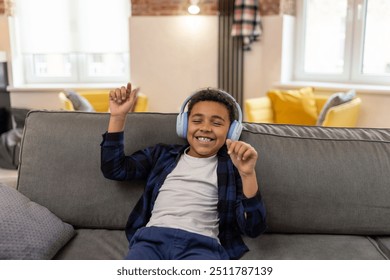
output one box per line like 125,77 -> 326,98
227,120 -> 243,141
176,112 -> 188,138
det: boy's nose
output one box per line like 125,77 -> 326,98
200,123 -> 211,132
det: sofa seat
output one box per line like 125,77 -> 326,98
242,234 -> 387,260
54,229 -> 128,260
375,237 -> 390,259
54,230 -> 388,260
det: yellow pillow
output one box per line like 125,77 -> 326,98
267,87 -> 318,125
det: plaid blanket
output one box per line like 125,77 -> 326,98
231,0 -> 262,50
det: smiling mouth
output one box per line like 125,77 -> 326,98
196,136 -> 214,143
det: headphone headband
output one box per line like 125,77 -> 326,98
178,87 -> 242,123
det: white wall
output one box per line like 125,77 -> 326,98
0,16 -> 10,56
3,14 -> 390,128
243,15 -> 390,128
244,16 -> 287,100
130,16 -> 218,113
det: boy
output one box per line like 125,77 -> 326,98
101,83 -> 266,259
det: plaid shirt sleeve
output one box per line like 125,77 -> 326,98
234,165 -> 267,238
240,191 -> 267,237
100,131 -> 153,181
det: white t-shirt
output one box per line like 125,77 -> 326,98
146,149 -> 219,240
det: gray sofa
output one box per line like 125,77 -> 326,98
1,110 -> 390,260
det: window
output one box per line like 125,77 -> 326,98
13,0 -> 130,84
295,0 -> 390,85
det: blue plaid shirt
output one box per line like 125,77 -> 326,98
101,132 -> 266,259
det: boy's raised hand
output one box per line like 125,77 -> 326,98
107,83 -> 139,132
109,83 -> 139,117
226,139 -> 258,177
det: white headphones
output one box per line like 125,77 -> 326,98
176,88 -> 243,141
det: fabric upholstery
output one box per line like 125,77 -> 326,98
374,237 -> 390,259
63,90 -> 95,112
267,87 -> 318,125
242,234 -> 386,260
14,111 -> 390,260
54,229 -> 128,260
240,122 -> 390,235
17,111 -> 186,229
0,183 -> 74,259
316,90 -> 356,125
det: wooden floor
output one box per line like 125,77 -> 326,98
0,167 -> 18,188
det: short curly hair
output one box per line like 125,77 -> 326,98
187,88 -> 237,123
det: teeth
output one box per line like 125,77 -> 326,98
197,137 -> 212,142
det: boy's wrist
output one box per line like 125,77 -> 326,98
240,171 -> 259,198
108,115 -> 126,132
110,114 -> 127,121
239,170 -> 256,178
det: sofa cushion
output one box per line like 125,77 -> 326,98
0,183 -> 75,260
267,87 -> 318,125
316,90 -> 356,126
374,237 -> 390,259
17,111 -> 186,230
63,90 -> 95,112
240,122 -> 390,235
54,229 -> 128,260
242,234 -> 387,260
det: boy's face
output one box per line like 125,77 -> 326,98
186,101 -> 230,158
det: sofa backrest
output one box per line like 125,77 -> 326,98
18,111 -> 390,235
17,111 -> 186,230
241,122 -> 390,235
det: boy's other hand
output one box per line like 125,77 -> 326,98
109,83 -> 139,118
226,139 -> 258,177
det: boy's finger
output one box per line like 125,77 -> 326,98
226,139 -> 232,153
121,86 -> 127,100
114,88 -> 122,103
109,90 -> 116,100
131,87 -> 140,97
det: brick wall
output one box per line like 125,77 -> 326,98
0,0 -> 5,15
0,0 -> 294,17
260,0 -> 296,15
131,0 -> 296,16
0,0 -> 13,16
132,0 -> 218,16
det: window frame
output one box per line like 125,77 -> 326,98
294,0 -> 390,86
12,0 -> 130,85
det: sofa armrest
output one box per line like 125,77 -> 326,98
244,97 -> 273,123
321,97 -> 362,127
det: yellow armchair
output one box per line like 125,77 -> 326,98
245,94 -> 361,127
59,89 -> 149,113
